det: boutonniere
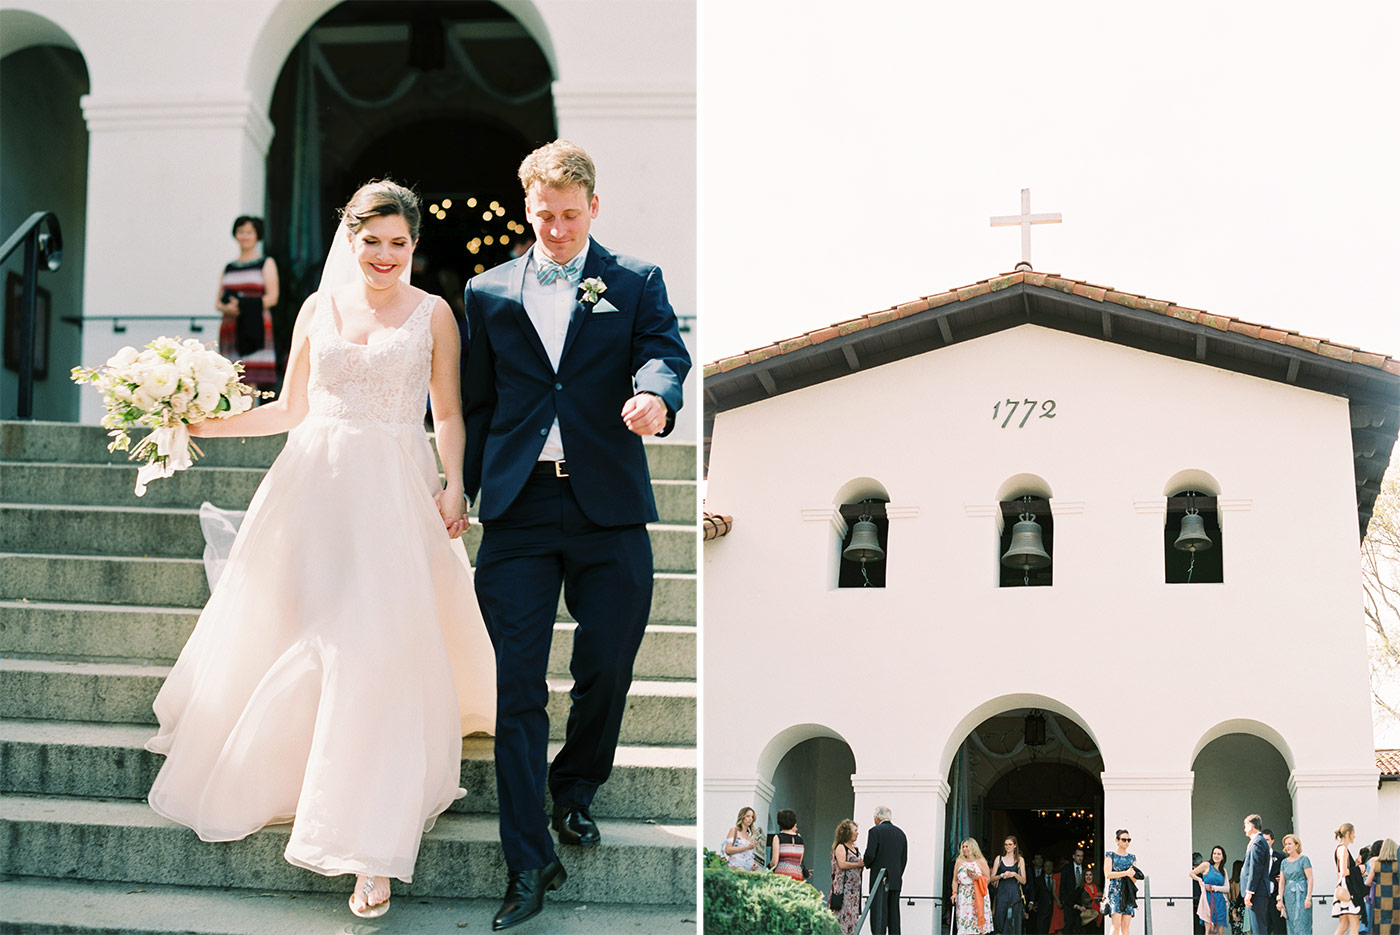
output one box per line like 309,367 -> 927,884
580,277 -> 607,304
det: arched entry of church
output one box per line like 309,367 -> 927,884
763,731 -> 857,896
1191,725 -> 1294,879
0,11 -> 90,421
946,705 -> 1105,911
263,1 -> 556,350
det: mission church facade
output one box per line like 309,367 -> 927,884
703,268 -> 1400,932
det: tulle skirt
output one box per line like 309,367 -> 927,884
146,415 -> 496,882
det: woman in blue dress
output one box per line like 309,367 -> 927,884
1192,845 -> 1232,935
1278,833 -> 1314,934
1105,829 -> 1140,935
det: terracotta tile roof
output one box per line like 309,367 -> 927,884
1378,749 -> 1400,777
703,512 -> 733,540
703,270 -> 1400,378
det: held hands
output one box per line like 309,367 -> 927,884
434,487 -> 470,539
621,392 -> 667,436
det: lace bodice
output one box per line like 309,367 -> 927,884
307,291 -> 436,426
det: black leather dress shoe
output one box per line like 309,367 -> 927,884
552,805 -> 601,847
492,858 -> 567,931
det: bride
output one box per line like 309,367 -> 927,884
144,179 -> 494,918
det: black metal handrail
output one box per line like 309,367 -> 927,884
61,313 -> 221,334
1,211 -> 63,419
855,867 -> 886,935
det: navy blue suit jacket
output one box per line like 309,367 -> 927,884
1241,832 -> 1270,900
460,240 -> 689,526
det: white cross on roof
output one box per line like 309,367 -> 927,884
991,188 -> 1062,269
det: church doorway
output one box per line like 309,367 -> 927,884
767,734 -> 856,896
0,14 -> 90,420
1191,728 -> 1294,876
946,708 -> 1105,914
263,0 -> 555,347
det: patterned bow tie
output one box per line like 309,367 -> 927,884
535,253 -> 585,286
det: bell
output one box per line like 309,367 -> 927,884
1174,512 -> 1213,552
1001,517 -> 1051,570
843,519 -> 885,564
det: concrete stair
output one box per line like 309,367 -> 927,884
0,420 -> 698,931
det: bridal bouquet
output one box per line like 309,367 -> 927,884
71,337 -> 263,496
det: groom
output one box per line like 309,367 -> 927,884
459,140 -> 690,931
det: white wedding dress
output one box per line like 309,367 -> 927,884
146,289 -> 495,883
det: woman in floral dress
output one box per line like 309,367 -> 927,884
952,837 -> 993,934
830,819 -> 864,935
1105,829 -> 1140,935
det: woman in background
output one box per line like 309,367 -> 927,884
1365,838 -> 1396,935
1191,845 -> 1231,935
990,834 -> 1027,934
1278,833 -> 1313,935
769,808 -> 807,882
1104,829 -> 1140,935
722,807 -> 759,871
830,818 -> 864,935
952,837 -> 992,934
216,215 -> 279,390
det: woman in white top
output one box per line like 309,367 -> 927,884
723,806 -> 760,870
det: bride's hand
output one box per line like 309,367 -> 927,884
435,488 -> 470,539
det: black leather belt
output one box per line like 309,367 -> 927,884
531,460 -> 569,478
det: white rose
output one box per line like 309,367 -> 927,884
141,364 -> 179,400
194,384 -> 221,412
106,346 -> 139,369
132,387 -> 157,412
230,393 -> 253,414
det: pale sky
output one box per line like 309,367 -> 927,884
699,2 -> 1400,364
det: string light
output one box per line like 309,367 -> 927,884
473,263 -> 484,273
483,236 -> 493,246
467,197 -> 478,208
429,204 -> 439,213
441,198 -> 452,208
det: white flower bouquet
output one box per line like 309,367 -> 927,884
71,337 -> 265,496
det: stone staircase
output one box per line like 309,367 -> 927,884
0,420 -> 698,934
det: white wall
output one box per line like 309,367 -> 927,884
704,324 -> 1381,918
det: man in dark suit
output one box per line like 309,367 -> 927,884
460,140 -> 689,931
1240,814 -> 1272,935
864,806 -> 909,934
1058,847 -> 1086,934
1264,830 -> 1285,934
1031,853 -> 1055,934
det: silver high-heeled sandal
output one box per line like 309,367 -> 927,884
349,874 -> 390,919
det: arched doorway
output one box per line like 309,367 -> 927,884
946,707 -> 1104,909
263,0 -> 555,354
0,11 -> 89,421
767,733 -> 857,895
1191,727 -> 1294,875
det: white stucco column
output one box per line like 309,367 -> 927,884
851,775 -> 948,933
77,93 -> 273,421
1290,769 -> 1380,935
801,506 -> 848,590
1101,772 -> 1194,933
705,774 -> 775,859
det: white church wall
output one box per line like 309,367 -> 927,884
0,42 -> 88,421
4,1 -> 695,430
705,323 -> 1380,912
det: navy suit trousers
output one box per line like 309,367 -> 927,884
473,472 -> 653,871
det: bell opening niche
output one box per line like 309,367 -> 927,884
838,499 -> 888,589
1165,490 -> 1223,584
998,496 -> 1053,588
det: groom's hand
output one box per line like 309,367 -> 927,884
621,392 -> 668,436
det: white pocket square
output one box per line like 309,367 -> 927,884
590,297 -> 619,314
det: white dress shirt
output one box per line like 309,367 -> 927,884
521,239 -> 590,462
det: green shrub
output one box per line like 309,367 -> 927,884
703,864 -> 841,935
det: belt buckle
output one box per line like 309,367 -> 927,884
554,461 -> 569,478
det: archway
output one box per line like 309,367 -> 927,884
761,726 -> 857,895
1191,726 -> 1294,879
0,12 -> 89,420
262,0 -> 556,357
945,704 -> 1104,919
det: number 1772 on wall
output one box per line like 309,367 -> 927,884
992,398 -> 1057,428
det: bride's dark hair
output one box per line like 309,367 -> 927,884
340,179 -> 422,239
